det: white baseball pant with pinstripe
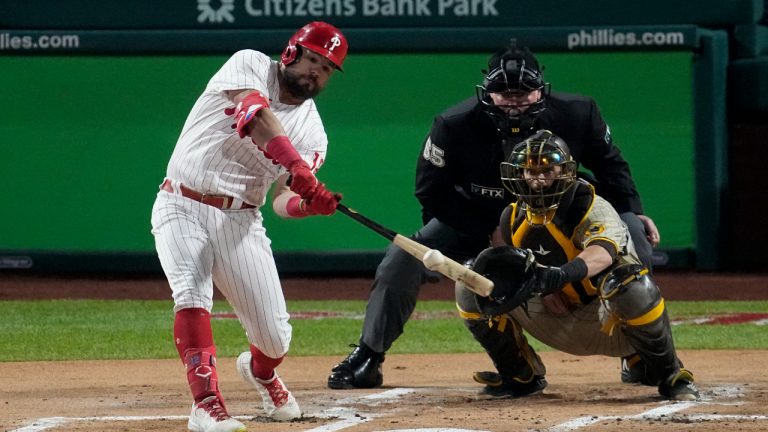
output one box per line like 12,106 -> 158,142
151,192 -> 291,358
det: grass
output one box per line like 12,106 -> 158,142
1,299 -> 766,362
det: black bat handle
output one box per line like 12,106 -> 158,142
336,203 -> 397,241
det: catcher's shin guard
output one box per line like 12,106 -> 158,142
460,312 -> 545,381
600,264 -> 681,386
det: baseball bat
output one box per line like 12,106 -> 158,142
336,203 -> 493,297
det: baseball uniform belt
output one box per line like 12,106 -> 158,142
160,179 -> 255,210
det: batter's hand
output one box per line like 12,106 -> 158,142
288,162 -> 319,198
305,186 -> 341,215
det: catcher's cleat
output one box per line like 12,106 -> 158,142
188,395 -> 246,432
473,371 -> 547,398
236,352 -> 301,421
658,368 -> 699,401
327,343 -> 384,389
621,354 -> 653,385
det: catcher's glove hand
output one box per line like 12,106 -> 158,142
470,246 -> 538,316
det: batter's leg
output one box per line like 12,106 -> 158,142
209,209 -> 301,420
151,193 -> 216,313
152,193 -> 245,428
210,210 -> 291,359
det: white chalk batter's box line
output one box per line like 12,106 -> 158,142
10,385 -> 768,432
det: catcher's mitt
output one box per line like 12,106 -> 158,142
471,246 -> 538,316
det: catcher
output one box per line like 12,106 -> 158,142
455,129 -> 699,401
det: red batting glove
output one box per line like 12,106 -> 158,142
305,185 -> 342,216
223,92 -> 270,139
288,162 -> 319,198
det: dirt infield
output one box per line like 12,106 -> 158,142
2,272 -> 768,431
3,351 -> 768,431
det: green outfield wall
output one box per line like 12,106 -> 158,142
5,0 -> 744,271
0,52 -> 694,258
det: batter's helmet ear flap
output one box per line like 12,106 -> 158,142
282,44 -> 304,68
281,43 -> 298,67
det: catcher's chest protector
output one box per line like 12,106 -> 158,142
509,183 -> 598,304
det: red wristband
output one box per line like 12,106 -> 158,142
286,195 -> 307,218
265,135 -> 304,169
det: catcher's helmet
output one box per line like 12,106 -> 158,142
476,40 -> 549,135
501,130 -> 577,218
281,21 -> 348,71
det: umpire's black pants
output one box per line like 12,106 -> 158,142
359,218 -> 490,354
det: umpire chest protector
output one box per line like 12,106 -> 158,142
503,181 -> 599,304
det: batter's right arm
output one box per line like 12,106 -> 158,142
223,89 -> 326,201
225,89 -> 286,149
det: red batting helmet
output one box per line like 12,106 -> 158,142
281,21 -> 348,71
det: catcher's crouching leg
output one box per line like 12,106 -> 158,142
600,263 -> 699,400
456,285 -> 546,398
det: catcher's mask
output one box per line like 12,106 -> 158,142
476,40 -> 550,135
501,130 -> 577,219
281,21 -> 348,71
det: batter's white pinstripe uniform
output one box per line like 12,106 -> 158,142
151,49 -> 328,358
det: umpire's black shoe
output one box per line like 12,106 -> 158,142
327,343 -> 385,389
473,371 -> 547,398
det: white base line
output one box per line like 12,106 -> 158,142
306,388 -> 417,432
547,402 -> 697,431
546,402 -> 768,432
10,389 -> 418,432
12,415 -> 190,432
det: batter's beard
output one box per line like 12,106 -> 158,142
282,70 -> 320,101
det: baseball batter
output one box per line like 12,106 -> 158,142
150,22 -> 347,432
455,130 -> 699,401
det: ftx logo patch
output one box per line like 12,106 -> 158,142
471,183 -> 504,199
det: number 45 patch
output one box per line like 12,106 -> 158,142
422,136 -> 445,167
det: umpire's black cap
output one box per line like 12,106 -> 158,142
484,41 -> 544,93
